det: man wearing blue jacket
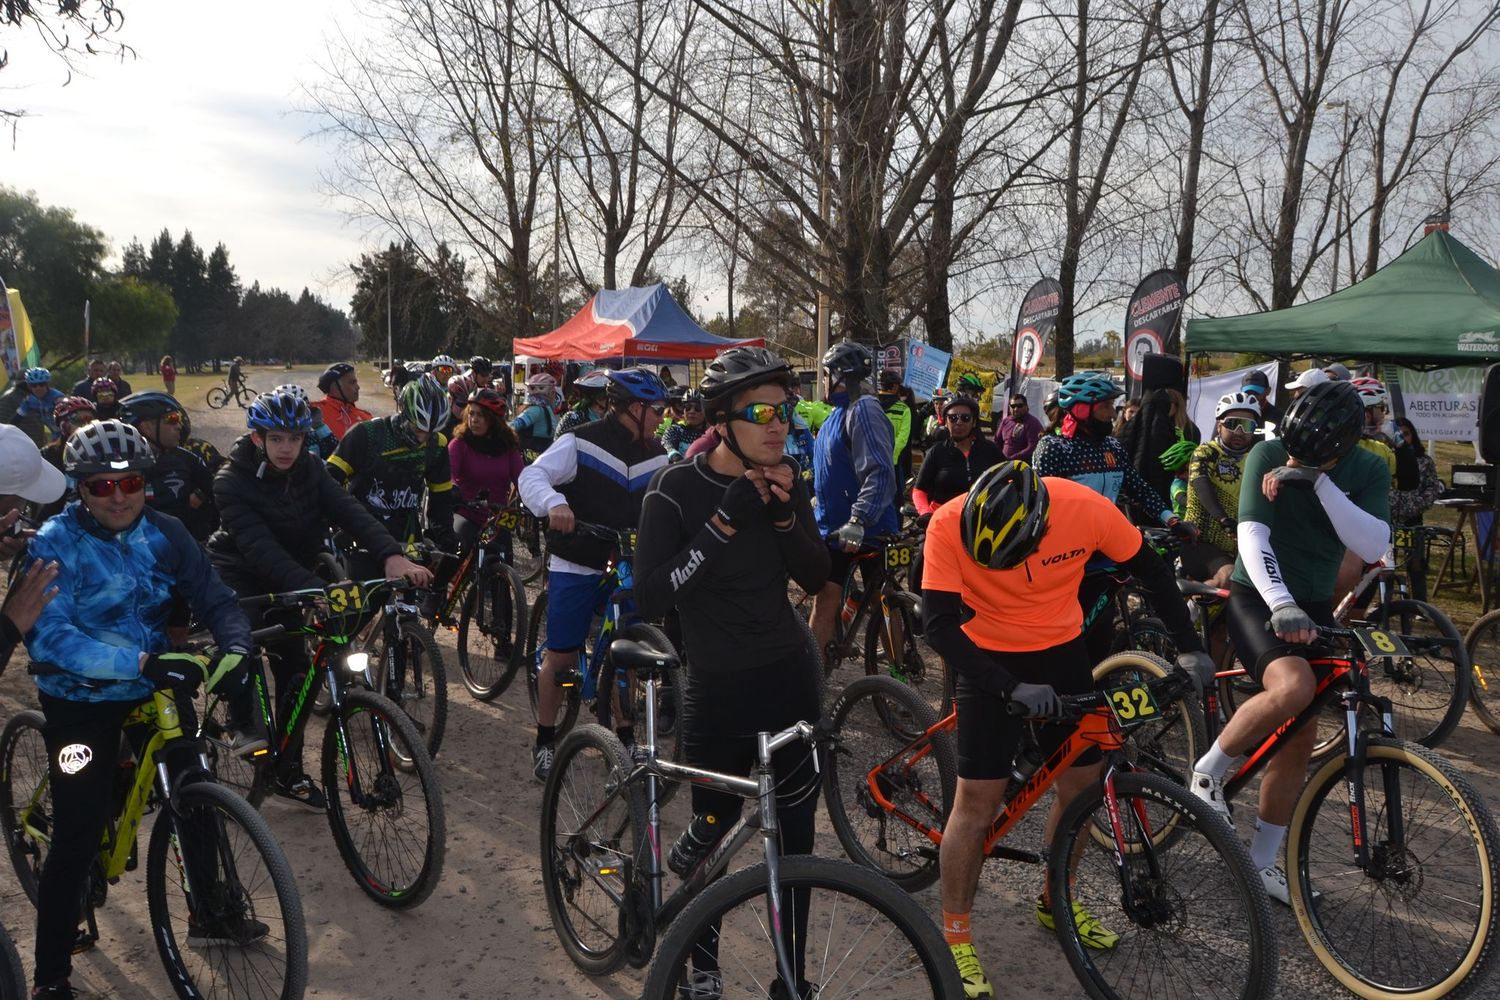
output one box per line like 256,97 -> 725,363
23,420 -> 259,1000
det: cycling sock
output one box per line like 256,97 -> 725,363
535,725 -> 556,747
941,910 -> 971,946
1250,818 -> 1288,870
1193,739 -> 1243,780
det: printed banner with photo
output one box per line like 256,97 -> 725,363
903,339 -> 951,401
1124,269 -> 1186,399
878,341 -> 905,377
1007,277 -> 1062,397
1386,365 -> 1481,442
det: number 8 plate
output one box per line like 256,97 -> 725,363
1354,626 -> 1410,659
1105,683 -> 1160,727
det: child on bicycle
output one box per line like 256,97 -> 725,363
23,420 -> 259,1000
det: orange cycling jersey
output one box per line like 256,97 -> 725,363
921,476 -> 1143,652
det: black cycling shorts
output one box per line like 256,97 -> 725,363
953,636 -> 1098,781
1225,582 -> 1335,684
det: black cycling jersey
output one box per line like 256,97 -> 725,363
635,455 -> 830,673
914,434 -> 1003,506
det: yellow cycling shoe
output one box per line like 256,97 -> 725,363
1035,894 -> 1120,949
949,942 -> 995,998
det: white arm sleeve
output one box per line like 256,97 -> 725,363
1313,475 -> 1389,564
1237,520 -> 1296,611
517,433 -> 578,514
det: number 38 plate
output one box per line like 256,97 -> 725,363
1354,626 -> 1410,659
1105,683 -> 1160,727
885,544 -> 915,569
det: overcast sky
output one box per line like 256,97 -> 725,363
0,1 -> 367,312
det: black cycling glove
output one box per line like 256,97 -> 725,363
141,652 -> 211,693
714,475 -> 767,530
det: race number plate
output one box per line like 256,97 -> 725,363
1105,683 -> 1160,727
324,583 -> 365,614
885,543 -> 915,570
1354,626 -> 1409,659
496,509 -> 521,530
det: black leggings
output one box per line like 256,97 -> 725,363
680,652 -> 822,979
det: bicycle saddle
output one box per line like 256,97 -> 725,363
609,638 -> 680,676
1176,579 -> 1228,599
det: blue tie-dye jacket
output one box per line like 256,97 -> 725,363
24,503 -> 252,702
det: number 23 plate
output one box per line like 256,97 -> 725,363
1105,683 -> 1159,727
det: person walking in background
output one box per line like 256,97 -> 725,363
995,393 -> 1042,461
159,355 -> 177,396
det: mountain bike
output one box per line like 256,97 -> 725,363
524,522 -> 682,758
198,579 -> 446,908
206,379 -> 257,409
820,655 -> 1276,999
1207,622 -> 1498,999
822,528 -> 928,693
539,637 -> 963,999
349,576 -> 448,760
426,500 -> 529,702
0,661 -> 308,1000
1462,606 -> 1500,734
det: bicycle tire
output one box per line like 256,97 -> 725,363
0,920 -> 23,1000
145,781 -> 309,1000
1464,609 -> 1500,735
457,561 -> 527,701
1288,737 -> 1499,999
1050,770 -> 1278,1000
862,597 -> 931,697
0,710 -> 50,904
510,511 -> 546,584
1088,651 -> 1205,852
619,622 -> 683,765
321,689 -> 446,908
206,385 -> 229,409
198,688 -> 272,808
1358,598 -> 1471,749
823,675 -> 955,892
641,854 -> 963,1000
371,616 -> 448,760
539,724 -> 648,975
525,591 -> 581,735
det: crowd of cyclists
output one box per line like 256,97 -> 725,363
0,338 -> 1470,999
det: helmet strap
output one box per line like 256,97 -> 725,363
720,421 -> 756,471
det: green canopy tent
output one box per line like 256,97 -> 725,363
1186,231 -> 1500,366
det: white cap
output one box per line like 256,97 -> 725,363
1323,362 -> 1351,381
1286,368 -> 1330,391
0,425 -> 66,504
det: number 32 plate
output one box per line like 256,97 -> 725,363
1105,683 -> 1160,727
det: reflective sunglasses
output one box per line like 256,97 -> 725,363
1220,416 -> 1258,433
159,410 -> 183,425
948,412 -> 975,424
82,473 -> 146,497
730,401 -> 793,425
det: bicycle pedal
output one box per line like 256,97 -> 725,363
556,669 -> 581,688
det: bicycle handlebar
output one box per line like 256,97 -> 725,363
238,578 -> 408,610
1003,668 -> 1196,721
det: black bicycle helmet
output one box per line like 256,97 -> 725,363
821,340 -> 874,383
1278,378 -> 1363,466
119,391 -> 185,426
318,362 -> 355,393
468,355 -> 493,376
700,347 -> 795,417
64,419 -> 155,476
960,461 -> 1049,570
879,369 -> 902,391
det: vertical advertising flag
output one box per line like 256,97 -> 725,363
1008,277 -> 1062,397
0,275 -> 41,380
1123,269 -> 1186,399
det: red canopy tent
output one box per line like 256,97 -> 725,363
513,284 -> 762,361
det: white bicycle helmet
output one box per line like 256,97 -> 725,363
273,383 -> 310,405
1215,391 -> 1262,420
1351,376 -> 1389,410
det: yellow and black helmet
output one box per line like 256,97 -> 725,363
960,461 -> 1049,569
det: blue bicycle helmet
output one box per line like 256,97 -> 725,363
1055,371 -> 1122,410
247,389 -> 313,433
605,367 -> 668,404
23,367 -> 50,385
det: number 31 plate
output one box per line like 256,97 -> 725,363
1105,683 -> 1160,727
1354,627 -> 1410,659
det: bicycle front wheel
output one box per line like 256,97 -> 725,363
822,675 -> 954,892
1288,737 -> 1499,999
1050,771 -> 1278,1000
322,690 -> 446,908
206,385 -> 229,409
0,710 -> 51,904
1464,609 -> 1500,735
457,562 -> 527,701
539,724 -> 647,975
1361,598 -> 1471,749
145,781 -> 308,1000
642,854 -> 962,999
371,616 -> 448,760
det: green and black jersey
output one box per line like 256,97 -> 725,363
328,415 -> 456,544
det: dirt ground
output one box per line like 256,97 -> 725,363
3,364 -> 1499,999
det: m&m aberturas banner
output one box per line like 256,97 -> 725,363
1124,269 -> 1186,399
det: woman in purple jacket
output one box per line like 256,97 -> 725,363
448,387 -> 525,559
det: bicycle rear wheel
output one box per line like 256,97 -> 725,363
525,591 -> 581,735
1359,598 -> 1471,749
1050,771 -> 1278,1000
1288,737 -> 1499,999
145,781 -> 308,1000
1464,609 -> 1500,734
371,616 -> 448,761
539,724 -> 647,976
822,675 -> 954,892
322,689 -> 446,908
457,561 -> 527,701
0,710 -> 50,904
642,854 -> 962,999
206,385 -> 228,409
